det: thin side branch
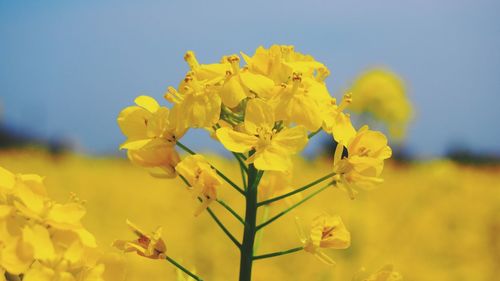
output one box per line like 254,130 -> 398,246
256,184 -> 331,231
257,172 -> 335,207
253,246 -> 303,260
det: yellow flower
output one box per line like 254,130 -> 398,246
117,95 -> 185,177
216,98 -> 308,171
183,50 -> 230,83
333,125 -> 392,198
241,45 -> 328,84
270,72 -> 330,132
363,265 -> 403,281
166,50 -> 229,129
300,214 -> 351,265
113,220 -> 166,260
175,155 -> 222,216
258,171 -> 301,206
349,69 -> 413,140
0,166 -> 117,281
322,93 -> 357,144
219,55 -> 275,108
165,73 -> 222,128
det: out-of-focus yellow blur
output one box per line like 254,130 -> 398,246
1,149 -> 499,281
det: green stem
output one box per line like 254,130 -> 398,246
232,152 -> 248,191
206,206 -> 241,249
256,184 -> 331,231
176,141 -> 245,196
238,161 -> 263,281
216,199 -> 244,225
253,246 -> 303,260
257,172 -> 335,207
166,256 -> 204,281
178,174 -> 241,249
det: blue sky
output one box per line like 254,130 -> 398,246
1,0 -> 499,157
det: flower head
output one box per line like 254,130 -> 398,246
271,72 -> 330,132
299,214 -> 350,265
113,220 -> 166,260
333,125 -> 392,198
117,95 -> 185,177
219,55 -> 275,108
0,166 -> 120,281
175,155 -> 222,216
216,98 -> 308,171
241,45 -> 328,84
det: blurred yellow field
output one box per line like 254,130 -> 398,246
1,149 -> 498,281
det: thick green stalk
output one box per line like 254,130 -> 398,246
238,162 -> 262,281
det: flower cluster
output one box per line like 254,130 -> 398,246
118,45 -> 391,191
0,166 -> 124,281
116,45 -> 393,280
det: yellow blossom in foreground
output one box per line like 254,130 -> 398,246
175,155 -> 222,216
349,68 -> 413,140
113,220 -> 166,260
333,125 -> 392,198
271,72 -> 330,132
0,165 -> 123,281
299,214 -> 351,265
117,95 -> 185,177
241,45 -> 327,84
216,98 -> 308,171
183,50 -> 230,83
165,73 -> 222,129
220,55 -> 275,108
322,93 -> 356,144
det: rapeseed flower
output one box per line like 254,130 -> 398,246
113,220 -> 166,260
175,155 -> 222,216
216,98 -> 308,171
0,166 -> 123,281
299,214 -> 351,265
332,125 -> 392,198
219,55 -> 274,108
117,95 -> 185,177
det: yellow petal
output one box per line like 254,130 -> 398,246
117,106 -> 150,140
253,146 -> 291,171
329,113 -> 357,145
220,77 -> 247,108
244,98 -> 275,135
272,126 -> 308,154
22,225 -> 55,261
274,94 -> 323,132
134,95 -> 160,112
0,238 -> 32,275
46,202 -> 86,229
239,72 -> 275,99
216,128 -> 257,153
23,265 -> 55,281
